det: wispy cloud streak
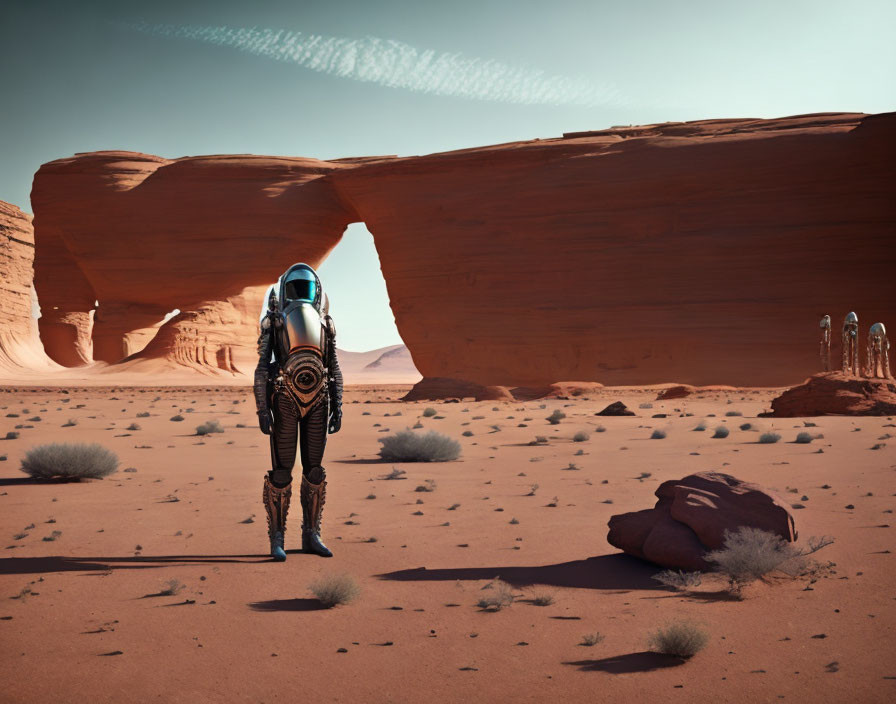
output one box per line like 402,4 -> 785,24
122,22 -> 627,107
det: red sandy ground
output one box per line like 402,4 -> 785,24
0,384 -> 893,703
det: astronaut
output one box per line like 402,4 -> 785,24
842,311 -> 860,376
866,322 -> 891,379
819,314 -> 831,372
253,263 -> 343,561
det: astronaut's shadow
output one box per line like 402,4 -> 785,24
376,553 -> 659,591
0,554 -> 269,576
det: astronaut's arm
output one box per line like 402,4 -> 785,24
325,315 -> 343,424
254,316 -> 274,433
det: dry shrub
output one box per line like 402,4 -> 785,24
648,620 -> 709,658
309,573 -> 360,608
378,429 -> 461,462
477,579 -> 515,611
20,443 -> 118,480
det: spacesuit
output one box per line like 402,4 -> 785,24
866,322 -> 891,379
819,314 -> 831,372
253,263 -> 343,561
842,312 -> 860,376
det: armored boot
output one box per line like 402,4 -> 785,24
300,472 -> 333,557
262,475 -> 292,561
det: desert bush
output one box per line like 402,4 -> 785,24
581,632 -> 605,647
739,423 -> 753,431
639,402 -> 654,409
127,423 -> 141,431
62,419 -> 77,427
383,467 -> 406,480
462,430 -> 474,437
546,410 -> 566,425
530,590 -> 556,606
712,426 -> 730,439
759,432 -> 781,444
309,573 -> 360,608
196,419 -> 224,435
648,620 -> 709,658
693,421 -> 707,431
650,429 -> 667,439
795,432 -> 813,444
652,569 -> 703,591
136,411 -> 150,418
725,411 -> 742,417
705,526 -> 834,594
5,431 -> 20,440
170,415 -> 184,422
378,429 -> 461,462
595,424 -> 606,433
476,579 -> 515,611
573,431 -> 589,442
422,407 -> 437,417
20,443 -> 119,480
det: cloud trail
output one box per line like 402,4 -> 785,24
122,22 -> 627,107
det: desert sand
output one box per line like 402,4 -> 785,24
1,383 -> 893,703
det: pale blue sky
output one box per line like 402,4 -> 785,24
2,0 -> 893,350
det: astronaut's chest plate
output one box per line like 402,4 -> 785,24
279,351 -> 327,415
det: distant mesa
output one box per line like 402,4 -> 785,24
4,111 -> 895,387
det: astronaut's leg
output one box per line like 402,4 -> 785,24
262,391 -> 299,561
883,343 -> 892,379
298,395 -> 333,557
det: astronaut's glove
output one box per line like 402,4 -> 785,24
258,409 -> 273,436
328,407 -> 342,434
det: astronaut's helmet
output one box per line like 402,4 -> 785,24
845,311 -> 858,325
279,263 -> 323,312
820,314 -> 831,329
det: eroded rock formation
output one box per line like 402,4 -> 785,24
0,201 -> 57,373
768,372 -> 896,416
607,472 -> 797,571
28,112 -> 896,386
31,151 -> 362,366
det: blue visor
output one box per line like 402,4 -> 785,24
284,279 -> 315,302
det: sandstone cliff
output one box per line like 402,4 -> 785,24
27,112 -> 896,386
0,201 -> 57,374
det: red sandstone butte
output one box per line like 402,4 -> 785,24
29,112 -> 896,385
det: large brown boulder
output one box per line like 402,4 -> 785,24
607,472 -> 797,571
768,372 -> 896,416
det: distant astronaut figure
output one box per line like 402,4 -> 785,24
866,322 -> 891,379
819,314 -> 832,371
841,311 -> 860,376
254,263 -> 343,561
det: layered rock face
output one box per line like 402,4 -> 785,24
116,286 -> 268,376
335,112 -> 896,388
31,151 -> 361,366
0,201 -> 57,373
28,112 -> 896,385
607,472 -> 797,571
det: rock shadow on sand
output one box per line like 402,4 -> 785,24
0,554 -> 268,576
248,598 -> 326,612
565,651 -> 686,673
376,553 -> 658,591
